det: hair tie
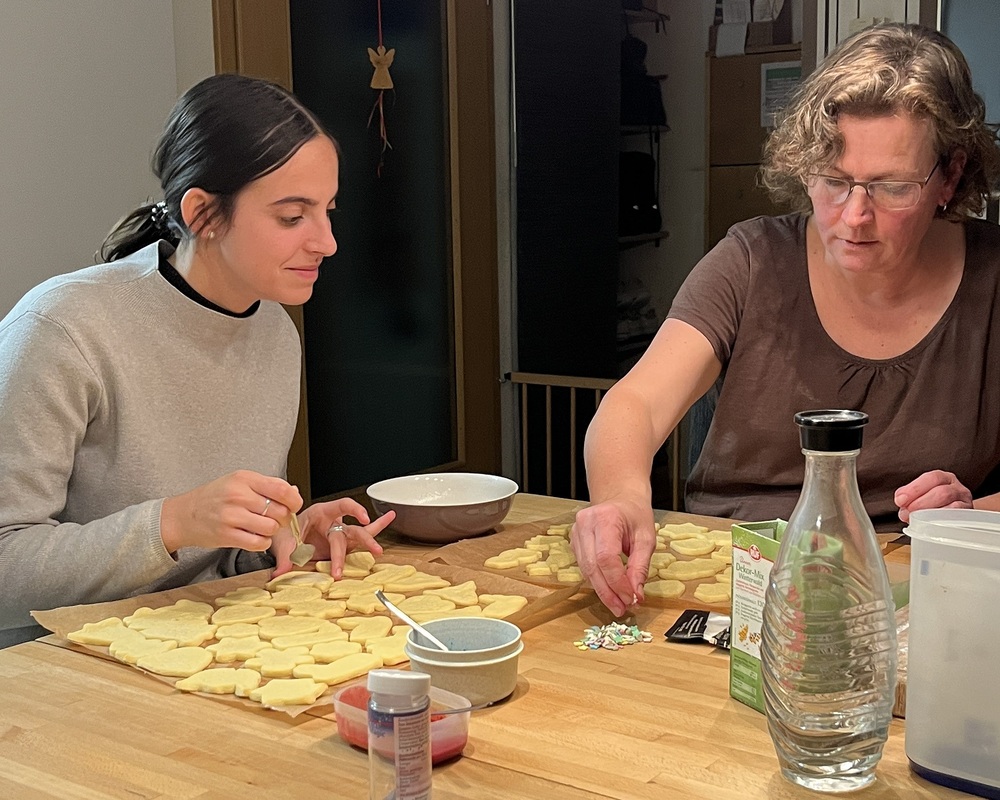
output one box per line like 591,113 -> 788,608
150,201 -> 172,234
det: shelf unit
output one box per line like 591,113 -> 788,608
619,124 -> 667,249
618,230 -> 669,248
624,6 -> 670,32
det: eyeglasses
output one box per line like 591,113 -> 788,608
806,162 -> 940,211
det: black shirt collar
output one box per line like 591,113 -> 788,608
157,250 -> 260,318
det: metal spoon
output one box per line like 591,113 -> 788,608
374,589 -> 450,651
288,512 -> 315,567
432,699 -> 503,716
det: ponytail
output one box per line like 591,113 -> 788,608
97,201 -> 179,263
97,74 -> 333,264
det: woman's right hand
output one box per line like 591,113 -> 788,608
159,470 -> 303,554
570,497 -> 657,617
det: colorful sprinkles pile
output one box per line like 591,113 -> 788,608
574,622 -> 653,651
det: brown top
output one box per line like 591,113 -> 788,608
669,214 -> 1000,531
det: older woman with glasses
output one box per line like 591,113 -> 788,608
573,23 -> 1000,616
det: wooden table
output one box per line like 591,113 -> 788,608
0,494 -> 963,799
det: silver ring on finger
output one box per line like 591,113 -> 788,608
261,498 -> 272,517
329,524 -> 346,534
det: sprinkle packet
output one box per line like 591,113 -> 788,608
664,609 -> 731,649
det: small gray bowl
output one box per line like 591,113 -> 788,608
404,618 -> 523,706
366,472 -> 518,544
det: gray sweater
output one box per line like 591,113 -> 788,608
0,242 -> 301,645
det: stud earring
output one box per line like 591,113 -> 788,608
207,230 -> 215,240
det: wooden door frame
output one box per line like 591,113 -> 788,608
212,0 -> 501,505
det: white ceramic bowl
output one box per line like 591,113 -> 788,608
404,618 -> 523,706
366,472 -> 518,543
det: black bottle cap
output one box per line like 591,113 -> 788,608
794,409 -> 868,452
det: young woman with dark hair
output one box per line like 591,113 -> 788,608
0,74 -> 392,647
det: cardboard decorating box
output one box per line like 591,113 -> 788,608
729,519 -> 909,715
729,519 -> 786,712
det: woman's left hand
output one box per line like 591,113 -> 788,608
270,498 -> 396,577
894,470 -> 973,523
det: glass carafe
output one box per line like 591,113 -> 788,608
760,410 -> 897,792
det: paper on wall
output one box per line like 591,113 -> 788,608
715,23 -> 747,57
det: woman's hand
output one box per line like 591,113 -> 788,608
570,497 -> 657,617
894,470 -> 973,523
160,470 -> 303,554
270,497 -> 396,577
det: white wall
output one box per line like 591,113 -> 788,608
942,0 -> 1000,125
0,0 -> 214,317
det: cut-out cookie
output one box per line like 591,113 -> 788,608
206,635 -> 271,663
175,667 -> 261,696
310,641 -> 363,663
67,617 -> 129,646
244,648 -> 314,678
423,580 -> 479,607
215,587 -> 272,607
348,616 -> 393,645
249,678 -> 327,707
265,572 -> 334,593
137,646 -> 213,678
210,604 -> 276,626
293,653 -> 384,685
109,631 -> 177,665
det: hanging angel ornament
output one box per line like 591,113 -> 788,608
367,1 -> 395,176
369,44 -> 395,90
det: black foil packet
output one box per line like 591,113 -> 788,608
665,609 -> 731,649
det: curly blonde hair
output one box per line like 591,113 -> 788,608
761,23 -> 1000,220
